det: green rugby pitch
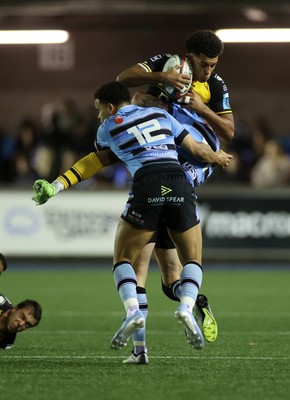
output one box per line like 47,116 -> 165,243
1,265 -> 290,400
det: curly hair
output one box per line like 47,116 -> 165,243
185,30 -> 224,58
94,82 -> 131,105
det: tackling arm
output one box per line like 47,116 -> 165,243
57,152 -> 104,190
32,149 -> 119,205
132,92 -> 170,110
180,134 -> 233,168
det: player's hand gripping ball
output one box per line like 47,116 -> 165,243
162,54 -> 192,99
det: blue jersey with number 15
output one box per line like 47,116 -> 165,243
96,104 -> 189,177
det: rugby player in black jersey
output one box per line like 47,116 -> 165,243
117,29 -> 234,142
0,294 -> 42,349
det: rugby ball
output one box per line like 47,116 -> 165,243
162,54 -> 192,99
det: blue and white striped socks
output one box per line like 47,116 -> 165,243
180,261 -> 203,312
113,262 -> 139,317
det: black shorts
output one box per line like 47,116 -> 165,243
121,168 -> 199,232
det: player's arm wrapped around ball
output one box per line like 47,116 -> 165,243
162,55 -> 193,100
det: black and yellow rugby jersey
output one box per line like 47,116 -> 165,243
0,294 -> 16,349
138,53 -> 232,115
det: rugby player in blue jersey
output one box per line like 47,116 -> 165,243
32,81 -> 232,357
115,29 -> 235,362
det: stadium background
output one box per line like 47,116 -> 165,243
1,0 -> 290,263
1,3 -> 290,400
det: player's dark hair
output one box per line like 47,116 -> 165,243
185,30 -> 224,57
94,82 -> 131,105
0,253 -> 7,272
16,300 -> 42,326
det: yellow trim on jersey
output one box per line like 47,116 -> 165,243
191,81 -> 211,104
216,110 -> 233,115
138,62 -> 152,73
58,152 -> 104,189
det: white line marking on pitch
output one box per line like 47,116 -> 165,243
29,330 -> 290,336
44,311 -> 290,317
1,355 -> 289,361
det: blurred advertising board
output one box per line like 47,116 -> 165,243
197,187 -> 290,262
1,188 -> 290,261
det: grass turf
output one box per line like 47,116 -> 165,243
0,266 -> 290,400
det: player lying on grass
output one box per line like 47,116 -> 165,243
0,293 -> 42,349
32,81 -> 232,355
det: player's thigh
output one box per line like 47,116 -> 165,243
114,219 -> 155,265
133,242 -> 155,287
155,247 -> 182,286
168,223 -> 202,265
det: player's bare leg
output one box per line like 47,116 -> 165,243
155,247 -> 182,287
133,242 -> 155,287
